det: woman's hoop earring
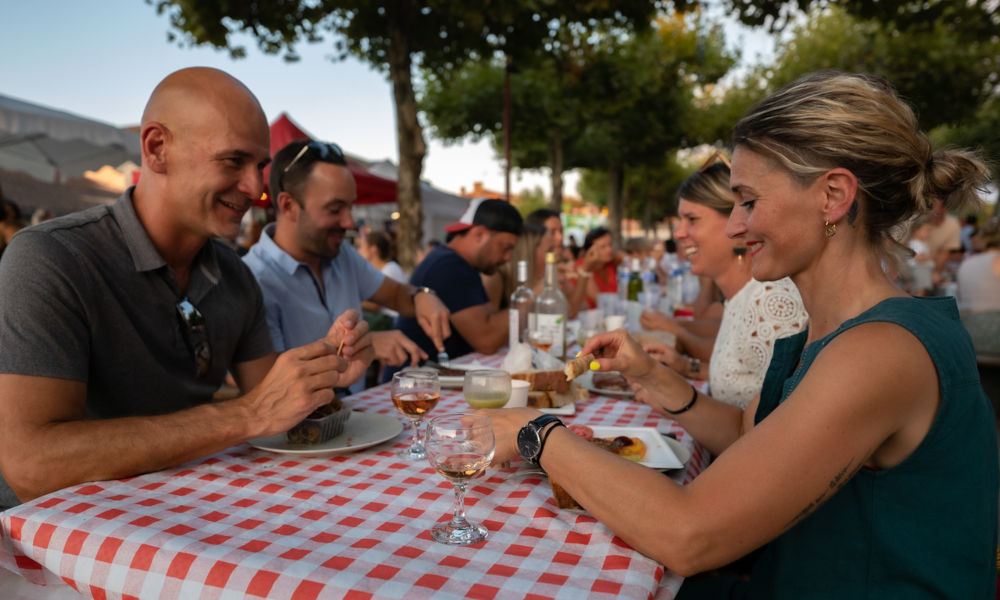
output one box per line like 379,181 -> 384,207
825,221 -> 837,238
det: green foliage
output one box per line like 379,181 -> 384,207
515,187 -> 549,216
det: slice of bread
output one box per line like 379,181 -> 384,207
511,370 -> 571,393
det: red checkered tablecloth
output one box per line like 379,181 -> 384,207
0,354 -> 709,600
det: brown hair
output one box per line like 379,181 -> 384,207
677,161 -> 733,216
732,70 -> 990,252
364,230 -> 395,262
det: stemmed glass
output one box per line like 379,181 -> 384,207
391,370 -> 440,460
462,369 -> 511,409
425,413 -> 495,545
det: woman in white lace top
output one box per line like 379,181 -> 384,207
644,154 -> 808,407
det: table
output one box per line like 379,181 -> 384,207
1,354 -> 709,599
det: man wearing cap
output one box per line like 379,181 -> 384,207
398,198 -> 523,359
244,139 -> 452,390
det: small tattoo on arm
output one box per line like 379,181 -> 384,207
786,459 -> 862,529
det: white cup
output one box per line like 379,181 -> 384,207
507,379 -> 530,408
604,314 -> 626,331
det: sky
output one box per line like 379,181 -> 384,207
1,1 -> 773,198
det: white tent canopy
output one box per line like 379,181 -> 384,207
0,93 -> 140,184
354,159 -> 469,244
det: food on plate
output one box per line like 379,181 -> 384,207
550,425 -> 648,509
564,353 -> 596,381
591,371 -> 631,393
432,365 -> 469,377
286,397 -> 350,444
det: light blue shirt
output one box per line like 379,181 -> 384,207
243,223 -> 385,353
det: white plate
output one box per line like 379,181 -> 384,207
249,411 -> 404,457
435,362 -> 491,388
588,426 -> 684,470
578,370 -> 635,399
538,402 -> 575,416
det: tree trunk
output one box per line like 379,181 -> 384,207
386,2 -> 425,271
547,134 -> 563,211
607,162 -> 624,249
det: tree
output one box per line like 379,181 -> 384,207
424,11 -> 736,245
148,0 -> 665,268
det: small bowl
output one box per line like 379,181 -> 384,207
286,400 -> 351,445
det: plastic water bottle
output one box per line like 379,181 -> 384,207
616,259 -> 631,301
667,267 -> 683,312
681,263 -> 700,304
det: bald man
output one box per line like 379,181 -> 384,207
0,67 -> 372,509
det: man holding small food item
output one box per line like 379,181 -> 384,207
243,139 -> 452,391
0,67 -> 372,510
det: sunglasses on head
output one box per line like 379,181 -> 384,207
698,149 -> 732,172
176,297 -> 211,378
279,141 -> 346,192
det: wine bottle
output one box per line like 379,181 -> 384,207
627,257 -> 643,301
532,252 -> 568,359
508,259 -> 535,348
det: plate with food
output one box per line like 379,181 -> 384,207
578,370 -> 635,399
423,362 -> 491,388
567,424 -> 684,470
249,411 -> 404,457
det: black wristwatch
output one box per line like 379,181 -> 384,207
517,414 -> 565,466
688,356 -> 701,375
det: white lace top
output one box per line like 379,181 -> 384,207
709,278 -> 809,408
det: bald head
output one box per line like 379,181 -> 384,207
134,67 -> 272,248
142,67 -> 268,139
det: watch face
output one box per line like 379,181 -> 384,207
517,426 -> 540,462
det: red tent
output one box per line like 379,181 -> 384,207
266,113 -> 397,206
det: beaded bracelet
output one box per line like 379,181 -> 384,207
664,384 -> 699,415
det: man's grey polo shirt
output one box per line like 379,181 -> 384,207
0,189 -> 273,416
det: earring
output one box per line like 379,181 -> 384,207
733,245 -> 747,265
825,220 -> 837,238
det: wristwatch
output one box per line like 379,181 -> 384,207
517,414 -> 565,466
410,285 -> 436,298
688,356 -> 701,375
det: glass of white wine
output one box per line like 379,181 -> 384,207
462,369 -> 511,409
391,369 -> 440,460
425,413 -> 495,545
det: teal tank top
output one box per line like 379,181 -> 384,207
749,296 -> 998,598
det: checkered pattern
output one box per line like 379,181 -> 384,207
1,353 -> 709,600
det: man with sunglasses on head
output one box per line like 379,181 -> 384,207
0,67 -> 372,510
243,140 -> 452,390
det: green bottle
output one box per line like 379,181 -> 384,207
626,257 -> 643,302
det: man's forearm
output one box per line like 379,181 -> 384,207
3,398 -> 255,503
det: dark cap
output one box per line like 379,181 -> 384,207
444,198 -> 523,236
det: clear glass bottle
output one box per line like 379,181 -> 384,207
508,260 -> 535,348
532,252 -> 568,359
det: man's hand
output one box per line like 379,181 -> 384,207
371,330 -> 427,367
325,309 -> 375,387
413,291 -> 451,352
242,339 -> 348,439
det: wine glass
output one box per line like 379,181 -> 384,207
391,369 -> 440,459
425,413 -> 495,545
462,369 -> 511,409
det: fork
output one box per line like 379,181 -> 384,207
437,350 -> 450,366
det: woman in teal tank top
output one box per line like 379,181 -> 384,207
484,69 -> 997,598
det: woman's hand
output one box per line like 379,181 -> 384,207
640,310 -> 679,335
644,343 -> 685,373
580,329 -> 658,381
480,407 -> 543,465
